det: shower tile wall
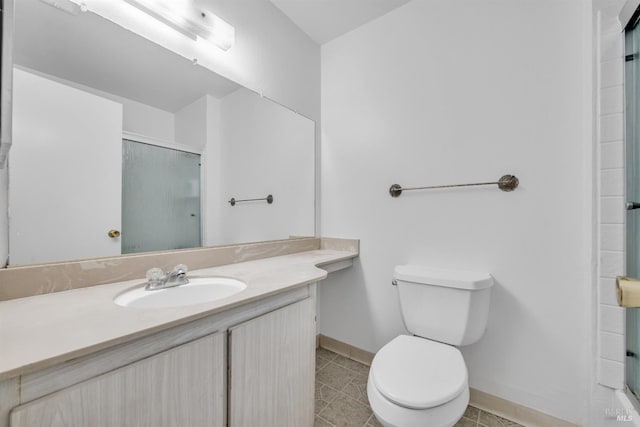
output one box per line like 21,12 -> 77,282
597,7 -> 626,389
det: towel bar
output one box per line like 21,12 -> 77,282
229,194 -> 274,206
389,175 -> 519,198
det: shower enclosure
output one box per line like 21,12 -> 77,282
121,139 -> 202,254
626,12 -> 640,398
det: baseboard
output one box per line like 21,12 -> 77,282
469,389 -> 579,427
317,334 -> 578,427
318,334 -> 374,366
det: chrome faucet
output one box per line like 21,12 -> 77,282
145,264 -> 189,291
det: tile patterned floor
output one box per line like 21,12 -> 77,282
314,347 -> 523,427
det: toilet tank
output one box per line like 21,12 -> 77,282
394,265 -> 494,346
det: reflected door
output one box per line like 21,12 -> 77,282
122,140 -> 201,254
626,23 -> 640,397
9,68 -> 123,265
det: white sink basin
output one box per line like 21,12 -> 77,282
114,277 -> 247,309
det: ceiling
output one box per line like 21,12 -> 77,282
269,0 -> 411,45
14,0 -> 241,112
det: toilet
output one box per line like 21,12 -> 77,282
367,265 -> 494,427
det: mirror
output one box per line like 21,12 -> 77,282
8,0 -> 315,266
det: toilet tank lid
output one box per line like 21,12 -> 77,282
394,265 -> 494,290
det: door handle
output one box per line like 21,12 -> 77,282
627,202 -> 640,210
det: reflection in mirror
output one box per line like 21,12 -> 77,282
8,0 -> 315,266
121,139 -> 202,254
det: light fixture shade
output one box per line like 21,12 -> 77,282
38,0 -> 80,15
123,0 -> 235,51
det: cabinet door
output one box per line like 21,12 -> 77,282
228,298 -> 315,427
10,333 -> 225,427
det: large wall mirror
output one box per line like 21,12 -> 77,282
8,0 -> 315,266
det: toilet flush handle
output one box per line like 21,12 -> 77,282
391,280 -> 397,286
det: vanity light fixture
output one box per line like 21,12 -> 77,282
122,0 -> 235,51
38,0 -> 81,15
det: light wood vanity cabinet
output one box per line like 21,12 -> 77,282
229,297 -> 315,427
2,291 -> 316,427
10,332 -> 227,427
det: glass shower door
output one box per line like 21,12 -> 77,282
626,23 -> 640,397
121,140 -> 201,254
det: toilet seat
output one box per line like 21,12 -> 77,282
367,374 -> 469,427
370,335 -> 467,409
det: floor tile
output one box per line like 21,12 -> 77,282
317,361 -> 358,391
316,398 -> 330,415
317,354 -> 332,371
316,382 -> 341,402
366,413 -> 384,427
314,415 -> 335,427
318,392 -> 373,427
464,405 -> 481,421
316,347 -> 523,427
479,410 -> 523,427
317,347 -> 339,361
316,382 -> 342,414
455,416 -> 479,427
332,353 -> 371,375
342,373 -> 369,404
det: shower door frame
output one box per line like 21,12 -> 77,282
624,0 -> 640,403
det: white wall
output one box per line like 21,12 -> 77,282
15,66 -> 176,143
596,0 -> 626,392
216,88 -> 315,245
174,94 -> 225,248
71,83 -> 175,143
173,90 -> 316,247
205,0 -> 320,122
175,96 -> 208,150
118,96 -> 174,142
320,0 -> 592,423
203,95 -> 223,247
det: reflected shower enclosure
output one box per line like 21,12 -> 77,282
121,140 -> 202,254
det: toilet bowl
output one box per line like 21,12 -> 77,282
367,266 -> 493,427
367,335 -> 469,427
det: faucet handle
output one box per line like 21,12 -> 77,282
173,264 -> 187,273
146,267 -> 164,284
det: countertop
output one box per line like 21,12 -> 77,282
0,248 -> 357,381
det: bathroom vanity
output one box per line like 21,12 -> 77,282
0,240 -> 358,427
8,293 -> 313,426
